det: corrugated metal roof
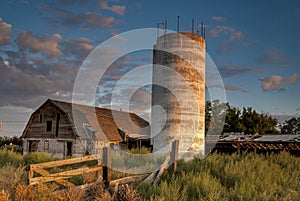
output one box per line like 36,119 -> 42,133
254,134 -> 300,142
219,134 -> 300,142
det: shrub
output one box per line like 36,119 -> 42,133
23,151 -> 57,165
0,149 -> 23,167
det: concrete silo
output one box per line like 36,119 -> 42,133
151,32 -> 206,156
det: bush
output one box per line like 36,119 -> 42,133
0,149 -> 23,167
23,152 -> 57,166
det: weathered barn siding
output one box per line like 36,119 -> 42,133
23,102 -> 74,139
22,101 -> 79,157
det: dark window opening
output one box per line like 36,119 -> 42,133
39,114 -> 43,123
67,142 -> 72,156
28,141 -> 38,152
46,121 -> 52,132
56,113 -> 60,137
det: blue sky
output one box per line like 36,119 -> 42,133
0,0 -> 299,136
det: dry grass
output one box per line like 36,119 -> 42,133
111,184 -> 142,201
0,189 -> 11,201
0,164 -> 141,200
0,150 -> 142,200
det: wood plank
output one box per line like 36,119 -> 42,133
109,174 -> 149,186
56,179 -> 75,187
34,168 -> 50,176
30,155 -> 98,170
30,165 -> 102,185
28,170 -> 33,184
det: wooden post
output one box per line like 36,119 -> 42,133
170,140 -> 179,171
102,146 -> 111,187
28,165 -> 34,185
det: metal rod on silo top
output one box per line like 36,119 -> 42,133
192,18 -> 194,34
164,19 -> 167,35
102,146 -> 111,186
157,23 -> 159,39
177,16 -> 180,32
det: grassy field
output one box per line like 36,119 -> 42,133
0,149 -> 299,200
139,151 -> 300,201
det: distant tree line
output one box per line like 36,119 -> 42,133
205,100 -> 300,135
280,117 -> 300,134
0,136 -> 22,147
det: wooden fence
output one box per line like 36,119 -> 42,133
28,155 -> 101,187
28,140 -> 179,188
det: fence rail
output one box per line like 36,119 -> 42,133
28,155 -> 101,187
28,140 -> 180,188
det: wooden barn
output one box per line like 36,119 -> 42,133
21,99 -> 150,158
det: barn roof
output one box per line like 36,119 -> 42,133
23,99 -> 150,142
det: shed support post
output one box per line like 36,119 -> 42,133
102,146 -> 111,187
171,140 -> 179,171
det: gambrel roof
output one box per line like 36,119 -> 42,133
22,99 -> 150,142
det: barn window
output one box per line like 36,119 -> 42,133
39,114 -> 43,123
46,121 -> 52,132
44,141 -> 49,150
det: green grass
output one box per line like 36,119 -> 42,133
0,149 -> 23,167
139,151 -> 300,201
0,149 -> 58,167
1,149 -> 300,200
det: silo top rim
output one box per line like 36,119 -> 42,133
156,32 -> 205,43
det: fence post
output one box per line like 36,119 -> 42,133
102,146 -> 111,187
28,165 -> 33,185
171,140 -> 179,171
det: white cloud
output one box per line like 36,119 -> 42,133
61,37 -> 94,59
15,32 -> 63,58
211,84 -> 247,93
211,16 -> 226,22
208,25 -> 245,53
259,73 -> 299,92
256,49 -> 289,66
230,31 -> 244,41
99,0 -> 126,15
208,26 -> 235,37
62,12 -> 115,29
0,18 -> 12,45
208,26 -> 244,41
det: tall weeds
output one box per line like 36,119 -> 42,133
139,151 -> 300,200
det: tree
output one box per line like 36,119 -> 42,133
280,117 -> 300,134
259,113 -> 279,134
205,101 -> 212,135
205,100 -> 226,135
205,101 -> 279,135
223,103 -> 245,133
